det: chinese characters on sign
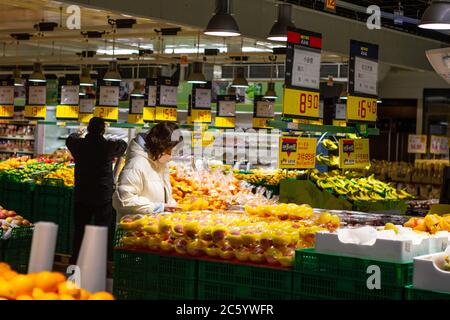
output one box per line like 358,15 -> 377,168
339,139 -> 370,169
279,136 -> 317,169
430,135 -> 449,155
407,135 -> 427,154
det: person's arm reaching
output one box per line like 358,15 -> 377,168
106,139 -> 128,159
65,131 -> 83,158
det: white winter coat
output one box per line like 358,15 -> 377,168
112,137 -> 175,221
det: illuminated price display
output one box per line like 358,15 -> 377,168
159,85 -> 177,106
56,105 -> 79,120
325,0 -> 336,11
346,96 -> 377,122
128,114 -> 144,124
283,88 -> 320,118
279,136 -> 317,169
131,99 -> 145,114
191,109 -> 212,123
60,85 -> 79,106
99,86 -> 119,107
339,139 -> 370,169
215,116 -> 235,128
94,106 -> 119,121
143,107 -> 155,122
25,105 -> 46,119
155,106 -> 177,121
253,118 -> 272,129
291,48 -> 321,90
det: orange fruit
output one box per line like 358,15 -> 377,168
33,271 -> 59,292
57,281 -> 80,298
10,275 -> 34,296
52,272 -> 66,285
32,288 -> 45,299
16,295 -> 33,300
38,293 -> 59,300
2,270 -> 18,281
59,294 -> 75,300
79,289 -> 91,300
88,292 -> 115,300
0,263 -> 11,272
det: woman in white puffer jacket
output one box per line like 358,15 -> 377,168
113,122 -> 182,221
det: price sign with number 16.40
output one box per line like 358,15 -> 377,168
346,96 -> 377,122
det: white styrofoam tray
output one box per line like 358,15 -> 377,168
413,252 -> 450,293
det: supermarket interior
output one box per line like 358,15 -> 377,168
0,0 -> 450,303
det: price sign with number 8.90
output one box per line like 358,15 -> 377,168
283,88 -> 321,118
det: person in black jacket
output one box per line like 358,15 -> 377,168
66,117 -> 127,264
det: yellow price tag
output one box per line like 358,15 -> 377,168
333,120 -> 347,127
283,88 -> 320,118
347,96 -> 377,122
252,118 -> 273,129
25,105 -> 46,119
339,138 -> 370,169
78,113 -> 93,123
215,116 -> 235,128
128,114 -> 144,124
309,119 -> 323,125
143,107 -> 155,122
56,105 -> 79,120
94,106 -> 119,121
191,109 -> 212,123
0,105 -> 14,118
192,131 -> 215,147
279,136 -> 317,169
155,107 -> 177,122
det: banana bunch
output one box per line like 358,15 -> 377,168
234,169 -> 305,186
316,154 -> 340,168
321,139 -> 338,151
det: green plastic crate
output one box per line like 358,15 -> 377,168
405,285 -> 450,300
2,227 -> 33,274
198,281 -> 292,300
293,271 -> 404,300
198,259 -> 292,292
0,180 -> 34,221
295,248 -> 413,288
33,183 -> 74,255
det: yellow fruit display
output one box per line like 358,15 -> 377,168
43,167 -> 74,187
0,156 -> 36,170
234,169 -> 305,187
404,214 -> 450,234
118,205 -> 340,267
0,265 -> 115,300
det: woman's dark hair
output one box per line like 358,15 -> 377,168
145,122 -> 183,161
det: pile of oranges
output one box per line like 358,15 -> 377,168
0,263 -> 114,300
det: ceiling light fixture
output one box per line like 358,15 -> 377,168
204,0 -> 241,37
267,3 -> 295,42
264,55 -> 277,99
104,61 -> 122,82
80,66 -> 94,87
12,69 -> 23,87
130,81 -> 144,97
339,86 -> 348,100
188,33 -> 207,84
419,1 -> 450,30
29,62 -> 46,83
231,37 -> 248,88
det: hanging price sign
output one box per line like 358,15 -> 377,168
128,114 -> 144,124
339,139 -> 370,169
96,80 -> 119,121
24,105 -> 46,119
191,83 -> 212,123
56,79 -> 80,120
56,105 -> 79,120
147,80 -> 157,107
0,80 -> 14,119
325,0 -> 336,12
215,116 -> 235,128
253,118 -> 272,129
216,95 -> 236,128
346,96 -> 377,122
26,82 -> 46,119
60,85 -> 79,105
278,135 -> 317,169
407,135 -> 427,154
283,88 -> 320,118
159,85 -> 177,106
94,106 -> 119,121
191,109 -> 212,123
155,106 -> 177,122
79,97 -> 95,114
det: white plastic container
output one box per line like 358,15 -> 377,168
413,252 -> 450,293
315,230 -> 448,263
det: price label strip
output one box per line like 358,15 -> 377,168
128,114 -> 144,124
339,138 -> 370,169
0,105 -> 14,119
143,107 -> 155,122
279,135 -> 317,169
215,116 -> 235,128
346,96 -> 377,122
191,109 -> 212,123
253,96 -> 275,128
253,118 -> 273,129
25,105 -> 46,119
56,105 -> 79,120
155,106 -> 177,122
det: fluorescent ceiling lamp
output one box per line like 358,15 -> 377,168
104,61 -> 122,82
267,3 -> 295,42
339,87 -> 348,100
419,1 -> 450,30
204,0 -> 241,37
29,62 -> 46,83
97,49 -> 139,55
264,82 -> 277,99
80,66 -> 94,87
187,62 -> 207,84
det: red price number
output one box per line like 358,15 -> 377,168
299,92 -> 319,114
357,99 -> 377,119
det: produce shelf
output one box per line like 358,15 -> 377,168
198,281 -> 292,300
268,120 -> 380,136
1,226 -> 33,274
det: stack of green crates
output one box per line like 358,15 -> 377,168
405,285 -> 450,300
293,248 -> 413,300
0,178 -> 35,221
33,179 -> 73,255
197,260 -> 292,300
1,226 -> 34,273
113,249 -> 197,300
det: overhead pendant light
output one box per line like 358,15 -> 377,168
29,62 -> 46,83
130,81 -> 144,97
231,37 -> 248,88
204,0 -> 240,37
419,1 -> 450,30
12,69 -> 23,87
339,87 -> 348,100
104,61 -> 122,82
187,62 -> 207,84
80,66 -> 94,87
264,82 -> 278,99
267,3 -> 295,42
